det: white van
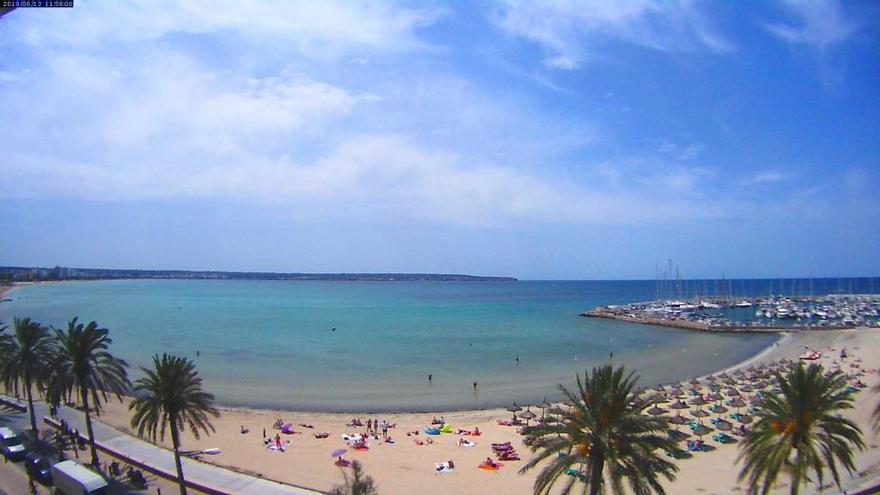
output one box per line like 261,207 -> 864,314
51,460 -> 109,495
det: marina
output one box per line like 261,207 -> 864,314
583,294 -> 880,332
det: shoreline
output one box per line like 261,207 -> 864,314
82,326 -> 880,495
16,322 -> 880,494
1,279 -> 784,415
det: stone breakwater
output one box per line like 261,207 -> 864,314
581,307 -> 803,333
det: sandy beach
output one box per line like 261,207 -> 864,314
70,327 -> 880,495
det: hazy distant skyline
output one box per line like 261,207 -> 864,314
1,1 -> 878,279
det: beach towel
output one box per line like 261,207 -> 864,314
435,462 -> 454,473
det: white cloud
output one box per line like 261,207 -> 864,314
656,139 -> 703,161
8,0 -> 443,58
490,0 -> 733,70
1,130 -> 739,227
764,0 -> 859,51
739,171 -> 790,186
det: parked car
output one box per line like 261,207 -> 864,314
0,426 -> 27,461
25,451 -> 53,485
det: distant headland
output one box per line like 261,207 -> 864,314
0,266 -> 516,282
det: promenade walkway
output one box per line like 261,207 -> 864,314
1,395 -> 322,495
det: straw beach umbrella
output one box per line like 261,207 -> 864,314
668,429 -> 689,441
646,405 -> 666,416
670,400 -> 688,410
669,415 -> 688,425
715,420 -> 733,432
710,404 -> 728,414
539,399 -> 554,422
691,409 -> 709,418
519,408 -> 537,425
507,402 -> 522,422
728,397 -> 747,412
691,424 -> 713,439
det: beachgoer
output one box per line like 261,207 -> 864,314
473,381 -> 478,391
448,460 -> 454,469
473,427 -> 480,435
515,355 -> 519,363
367,419 -> 372,433
428,374 -> 432,382
263,428 -> 266,438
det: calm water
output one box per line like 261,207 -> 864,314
0,279 -> 788,412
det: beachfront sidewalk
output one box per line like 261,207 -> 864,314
1,394 -> 322,495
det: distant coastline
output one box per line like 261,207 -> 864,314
0,266 -> 517,282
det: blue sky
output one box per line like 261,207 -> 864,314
0,1 -> 877,279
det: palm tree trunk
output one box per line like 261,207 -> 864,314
588,455 -> 605,495
24,374 -> 37,433
789,476 -> 800,495
80,388 -> 99,466
170,419 -> 188,495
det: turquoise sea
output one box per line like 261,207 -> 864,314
0,279 -> 806,412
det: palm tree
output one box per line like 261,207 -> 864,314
329,460 -> 379,495
521,365 -> 678,495
738,363 -> 864,495
872,382 -> 880,434
47,318 -> 131,466
129,354 -> 219,495
0,318 -> 54,433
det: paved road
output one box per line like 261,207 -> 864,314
1,395 -> 322,495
